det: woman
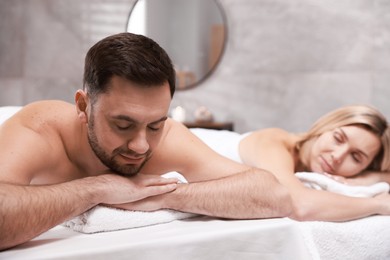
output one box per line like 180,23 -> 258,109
239,105 -> 390,221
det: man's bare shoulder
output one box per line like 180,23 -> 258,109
7,100 -> 75,129
141,118 -> 196,173
0,100 -> 78,184
157,118 -> 195,148
144,119 -> 247,181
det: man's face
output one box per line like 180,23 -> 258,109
87,76 -> 171,176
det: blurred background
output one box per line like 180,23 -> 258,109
1,0 -> 390,133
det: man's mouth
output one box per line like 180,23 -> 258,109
119,153 -> 145,164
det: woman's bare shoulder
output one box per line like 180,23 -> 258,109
246,127 -> 292,142
240,128 -> 300,156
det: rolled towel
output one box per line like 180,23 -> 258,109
63,172 -> 197,233
296,172 -> 390,198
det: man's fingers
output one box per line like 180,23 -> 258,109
141,176 -> 180,186
144,182 -> 177,197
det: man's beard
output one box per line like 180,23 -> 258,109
87,114 -> 151,176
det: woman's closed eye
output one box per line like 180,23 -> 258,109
351,152 -> 363,163
333,131 -> 344,144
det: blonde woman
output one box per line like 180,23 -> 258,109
239,105 -> 390,221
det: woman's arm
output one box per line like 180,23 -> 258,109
239,128 -> 390,221
343,170 -> 390,186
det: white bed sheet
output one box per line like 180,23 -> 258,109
0,217 -> 313,260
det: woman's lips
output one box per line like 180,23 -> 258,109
319,156 -> 334,173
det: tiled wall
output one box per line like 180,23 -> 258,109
1,0 -> 390,133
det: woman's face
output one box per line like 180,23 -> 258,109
308,125 -> 381,177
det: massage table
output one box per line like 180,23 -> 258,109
1,217 -> 313,260
1,106 -> 390,259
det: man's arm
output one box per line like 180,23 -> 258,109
166,168 -> 291,219
0,178 -> 97,251
120,121 -> 293,219
122,168 -> 292,219
0,174 -> 177,251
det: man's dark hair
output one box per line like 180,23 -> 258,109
83,32 -> 175,101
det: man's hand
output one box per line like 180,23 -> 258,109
106,185 -> 185,212
95,173 -> 178,206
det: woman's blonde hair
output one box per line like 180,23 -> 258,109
296,105 -> 390,173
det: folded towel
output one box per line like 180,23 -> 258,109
296,172 -> 389,198
63,172 -> 197,233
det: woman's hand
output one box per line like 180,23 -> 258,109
344,171 -> 383,186
322,172 -> 348,184
374,192 -> 390,215
322,171 -> 384,186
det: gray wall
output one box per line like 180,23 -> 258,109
1,0 -> 390,133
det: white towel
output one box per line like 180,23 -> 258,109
295,172 -> 390,259
63,172 -> 197,233
0,106 -> 22,125
297,215 -> 390,260
296,172 -> 389,198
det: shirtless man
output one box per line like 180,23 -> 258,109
0,32 -> 291,250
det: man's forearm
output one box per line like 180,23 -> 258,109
0,178 -> 100,251
163,169 -> 292,219
0,173 -> 178,250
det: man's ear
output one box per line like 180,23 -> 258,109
75,89 -> 89,123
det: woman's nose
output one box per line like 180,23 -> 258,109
331,146 -> 348,164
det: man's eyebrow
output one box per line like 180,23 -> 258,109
149,116 -> 168,125
112,115 -> 167,125
339,128 -> 369,159
112,115 -> 136,123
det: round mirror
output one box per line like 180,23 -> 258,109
127,0 -> 227,90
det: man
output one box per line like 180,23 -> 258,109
0,32 -> 292,250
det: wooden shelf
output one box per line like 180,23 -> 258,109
184,121 -> 234,131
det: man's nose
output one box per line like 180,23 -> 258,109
127,130 -> 149,155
